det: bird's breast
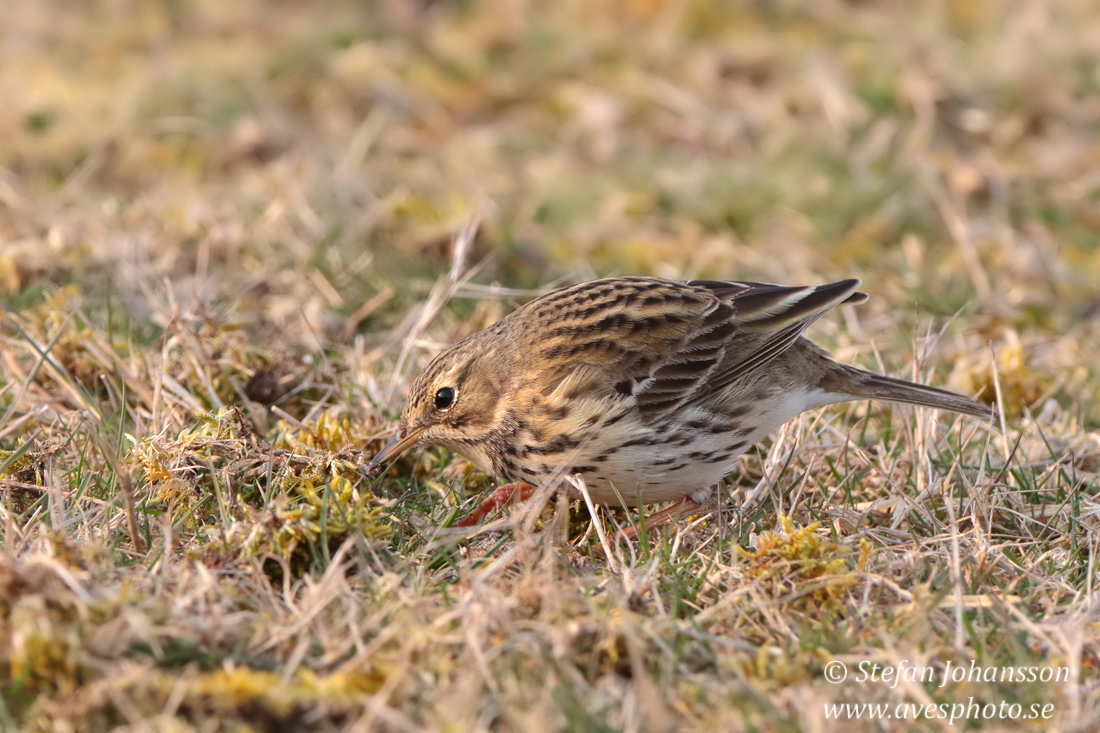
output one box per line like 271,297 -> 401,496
477,403 -> 761,506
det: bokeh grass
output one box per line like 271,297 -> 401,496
2,1 -> 1099,730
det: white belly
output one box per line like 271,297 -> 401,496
559,387 -> 836,506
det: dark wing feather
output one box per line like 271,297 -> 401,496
681,279 -> 865,402
519,277 -> 866,416
632,279 -> 866,413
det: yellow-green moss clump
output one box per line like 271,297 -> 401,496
738,516 -> 871,611
128,407 -> 389,565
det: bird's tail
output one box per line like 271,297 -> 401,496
822,365 -> 995,419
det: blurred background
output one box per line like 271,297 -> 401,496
3,4 -> 1099,728
2,0 -> 1098,417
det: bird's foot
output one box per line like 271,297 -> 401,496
450,482 -> 538,527
612,496 -> 701,544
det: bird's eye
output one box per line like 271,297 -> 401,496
434,387 -> 456,410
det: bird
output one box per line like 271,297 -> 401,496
367,276 -> 994,536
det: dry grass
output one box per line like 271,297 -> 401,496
2,1 -> 1099,730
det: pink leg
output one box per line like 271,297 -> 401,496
451,482 -> 538,527
614,496 -> 701,543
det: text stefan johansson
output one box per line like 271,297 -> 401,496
857,660 -> 1070,688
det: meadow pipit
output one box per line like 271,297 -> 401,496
369,277 -> 993,534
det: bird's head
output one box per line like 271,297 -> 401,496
367,337 -> 513,473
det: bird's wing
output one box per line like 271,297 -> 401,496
528,277 -> 866,416
620,279 -> 866,414
675,279 -> 866,407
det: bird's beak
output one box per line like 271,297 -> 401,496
367,426 -> 425,472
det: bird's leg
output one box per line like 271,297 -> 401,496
615,496 -> 701,543
451,482 -> 538,527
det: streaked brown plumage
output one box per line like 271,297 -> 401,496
368,277 -> 993,531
